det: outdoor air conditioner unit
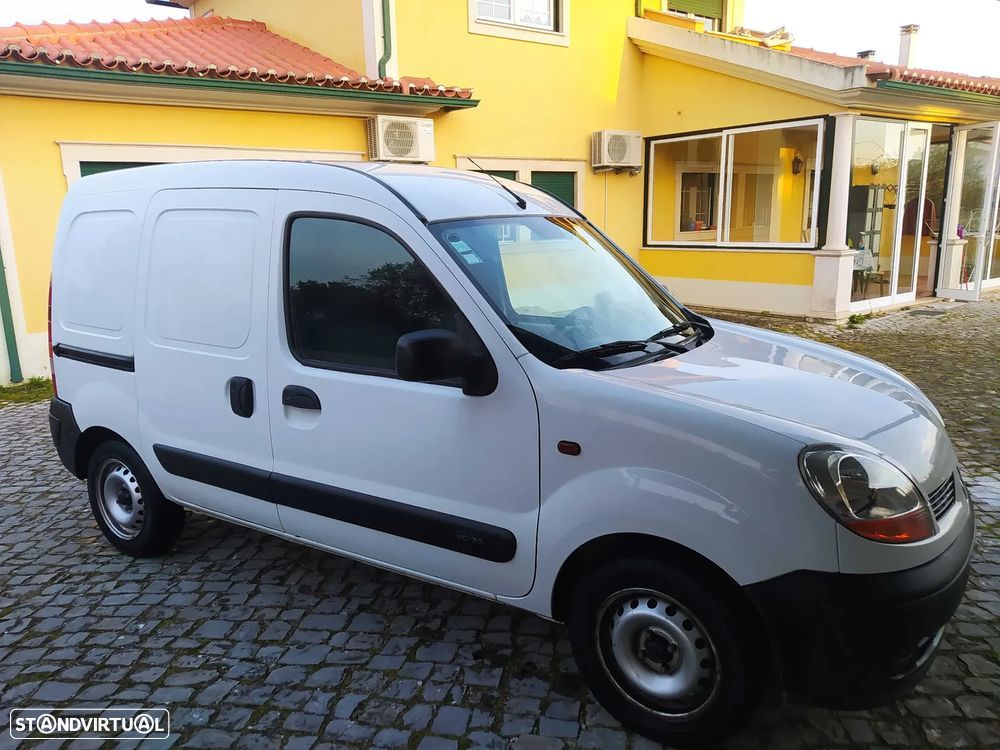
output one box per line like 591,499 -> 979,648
592,130 -> 642,171
367,115 -> 435,163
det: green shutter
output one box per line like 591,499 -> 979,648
530,171 -> 575,207
79,161 -> 157,177
476,169 -> 518,181
667,0 -> 723,19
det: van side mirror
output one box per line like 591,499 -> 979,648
395,329 -> 497,396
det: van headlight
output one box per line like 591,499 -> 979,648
799,446 -> 935,544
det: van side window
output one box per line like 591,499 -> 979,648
286,217 -> 459,373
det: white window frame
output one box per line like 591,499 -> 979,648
645,118 -> 826,249
467,0 -> 569,47
645,132 -> 723,245
454,156 -> 585,208
58,142 -> 364,187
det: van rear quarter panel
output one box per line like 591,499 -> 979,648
51,189 -> 150,445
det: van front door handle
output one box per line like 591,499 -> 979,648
282,385 -> 321,411
229,376 -> 254,418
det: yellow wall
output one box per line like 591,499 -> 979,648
394,0 -> 647,253
639,248 -> 814,285
191,0 -> 368,75
0,95 -> 367,333
639,57 -> 835,136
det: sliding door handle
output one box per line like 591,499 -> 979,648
282,385 -> 321,411
229,377 -> 254,418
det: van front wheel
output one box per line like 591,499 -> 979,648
87,441 -> 185,556
567,558 -> 757,746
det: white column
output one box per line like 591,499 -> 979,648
811,113 -> 856,319
823,113 -> 855,253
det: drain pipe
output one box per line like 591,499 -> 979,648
377,0 -> 392,80
0,248 -> 23,383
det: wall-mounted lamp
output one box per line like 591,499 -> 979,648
870,161 -> 880,176
792,153 -> 804,175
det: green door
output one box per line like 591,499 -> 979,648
79,161 -> 158,177
530,171 -> 576,207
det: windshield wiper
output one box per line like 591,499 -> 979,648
551,340 -> 656,369
646,320 -> 703,343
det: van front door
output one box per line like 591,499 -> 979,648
136,189 -> 280,530
266,191 -> 540,597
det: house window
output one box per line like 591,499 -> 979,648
665,0 -> 723,31
648,135 -> 723,243
646,119 -> 824,247
680,172 -> 717,233
286,217 -> 459,374
848,119 -> 906,302
477,0 -> 557,31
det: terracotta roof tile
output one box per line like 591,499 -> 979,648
0,16 -> 472,100
788,45 -> 1000,98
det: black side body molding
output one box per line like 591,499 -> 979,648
53,343 -> 135,372
152,444 -> 517,563
49,397 -> 83,477
153,445 -> 270,502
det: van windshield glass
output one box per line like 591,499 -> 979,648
429,216 -> 705,369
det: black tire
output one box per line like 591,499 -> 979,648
87,440 -> 185,556
567,557 -> 759,747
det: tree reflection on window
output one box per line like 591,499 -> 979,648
288,218 -> 458,372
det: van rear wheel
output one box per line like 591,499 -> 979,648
567,558 -> 758,746
87,441 -> 185,556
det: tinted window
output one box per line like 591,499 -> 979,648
287,217 -> 459,372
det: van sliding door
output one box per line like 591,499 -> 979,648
135,189 -> 281,530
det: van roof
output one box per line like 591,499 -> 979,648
70,160 -> 578,223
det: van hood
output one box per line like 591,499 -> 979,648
599,321 -> 952,486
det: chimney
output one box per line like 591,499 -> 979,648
898,24 -> 919,68
857,49 -> 876,60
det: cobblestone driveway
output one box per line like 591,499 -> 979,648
1,298 -> 998,750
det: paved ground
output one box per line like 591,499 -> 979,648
1,297 -> 998,749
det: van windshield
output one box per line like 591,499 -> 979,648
430,216 -> 708,370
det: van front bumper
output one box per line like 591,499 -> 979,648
745,504 -> 975,708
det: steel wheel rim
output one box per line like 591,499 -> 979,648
96,458 -> 145,540
595,588 -> 721,720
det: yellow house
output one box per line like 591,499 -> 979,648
2,0 -> 1000,384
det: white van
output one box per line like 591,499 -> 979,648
48,162 -> 973,745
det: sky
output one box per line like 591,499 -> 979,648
741,0 -> 998,77
0,0 -> 996,78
